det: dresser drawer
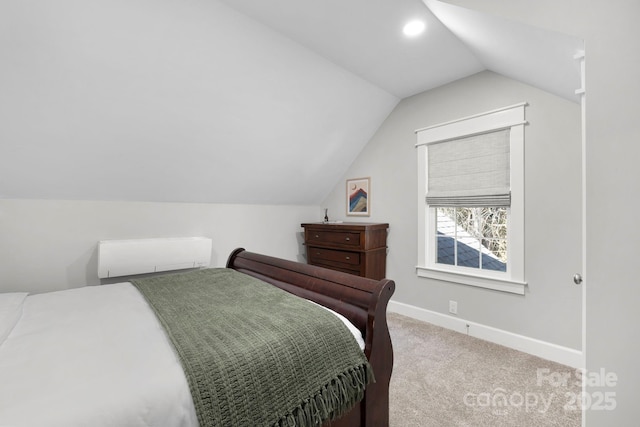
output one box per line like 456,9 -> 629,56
301,222 -> 388,280
306,230 -> 361,248
309,248 -> 360,266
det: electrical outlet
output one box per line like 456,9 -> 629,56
449,300 -> 458,315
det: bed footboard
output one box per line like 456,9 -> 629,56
226,248 -> 395,427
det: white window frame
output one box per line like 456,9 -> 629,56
415,103 -> 527,295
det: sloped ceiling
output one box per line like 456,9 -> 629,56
424,0 -> 583,103
0,0 -> 583,205
218,0 -> 485,99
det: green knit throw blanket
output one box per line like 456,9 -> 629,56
131,268 -> 372,427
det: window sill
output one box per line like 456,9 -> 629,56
416,265 -> 527,295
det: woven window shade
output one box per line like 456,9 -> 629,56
427,129 -> 511,207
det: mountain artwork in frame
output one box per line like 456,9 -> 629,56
346,177 -> 370,216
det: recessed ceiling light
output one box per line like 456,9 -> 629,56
403,20 -> 426,37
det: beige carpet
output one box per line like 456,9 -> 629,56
387,312 -> 582,427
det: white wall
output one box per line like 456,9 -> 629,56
582,3 -> 640,425
322,71 -> 583,351
0,199 -> 321,293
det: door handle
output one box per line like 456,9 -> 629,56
573,273 -> 583,285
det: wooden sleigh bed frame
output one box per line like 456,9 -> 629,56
0,246 -> 394,426
227,248 -> 395,427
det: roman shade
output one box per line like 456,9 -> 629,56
426,129 -> 511,207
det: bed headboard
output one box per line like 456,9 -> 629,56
97,237 -> 212,279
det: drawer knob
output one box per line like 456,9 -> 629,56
345,256 -> 350,260
345,237 -> 350,241
315,234 -> 320,238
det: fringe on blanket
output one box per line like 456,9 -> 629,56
274,362 -> 375,427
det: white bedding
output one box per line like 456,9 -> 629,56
0,282 -> 364,427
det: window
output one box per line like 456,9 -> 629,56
415,103 -> 527,294
437,207 -> 507,272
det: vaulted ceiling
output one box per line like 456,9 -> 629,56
0,0 -> 583,205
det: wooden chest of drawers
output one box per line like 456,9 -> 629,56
301,222 -> 389,280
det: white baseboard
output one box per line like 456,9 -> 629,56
388,300 -> 584,369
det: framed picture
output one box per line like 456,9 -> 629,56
346,177 -> 370,216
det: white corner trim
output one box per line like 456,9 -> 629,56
388,300 -> 583,369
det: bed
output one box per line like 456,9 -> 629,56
0,248 -> 395,427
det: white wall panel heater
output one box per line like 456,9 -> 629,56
98,237 -> 212,279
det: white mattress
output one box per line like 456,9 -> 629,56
0,282 -> 364,427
